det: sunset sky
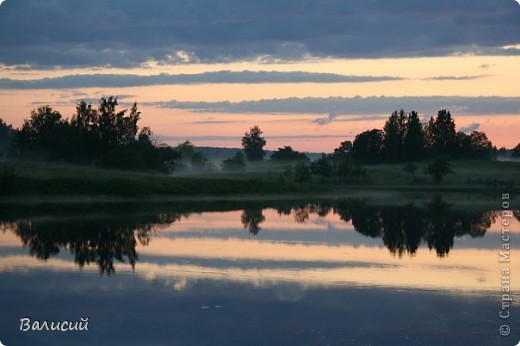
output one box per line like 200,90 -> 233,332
0,0 -> 519,152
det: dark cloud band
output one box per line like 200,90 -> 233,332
0,71 -> 403,89
0,0 -> 519,67
151,96 -> 520,116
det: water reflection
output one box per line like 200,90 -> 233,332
1,211 -> 181,275
241,209 -> 265,235
0,198 -> 517,274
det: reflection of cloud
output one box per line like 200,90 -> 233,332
459,122 -> 481,133
0,244 -> 501,293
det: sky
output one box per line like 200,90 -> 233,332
0,0 -> 519,152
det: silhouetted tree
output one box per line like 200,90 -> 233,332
403,111 -> 425,161
511,143 -> 520,158
177,140 -> 195,159
383,110 -> 407,162
12,98 -> 180,173
457,131 -> 494,159
351,129 -> 384,163
222,151 -> 246,171
271,146 -> 309,162
425,110 -> 457,156
242,125 -> 266,161
333,141 -> 353,158
15,105 -> 69,159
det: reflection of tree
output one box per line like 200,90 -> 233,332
293,206 -> 310,224
301,198 -> 493,257
9,213 -> 180,275
241,209 -> 265,235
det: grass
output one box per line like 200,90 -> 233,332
1,159 -> 519,202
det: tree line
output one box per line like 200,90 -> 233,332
1,101 -> 518,176
1,97 -> 179,172
233,109 -> 513,182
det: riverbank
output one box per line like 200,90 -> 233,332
1,160 -> 518,203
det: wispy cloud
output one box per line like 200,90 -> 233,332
459,122 -> 481,133
425,75 -> 489,81
152,96 -> 520,116
0,71 -> 404,89
313,113 -> 338,125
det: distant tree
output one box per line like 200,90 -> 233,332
511,143 -> 520,158
425,110 -> 457,156
351,129 -> 384,163
177,140 -> 195,160
242,125 -> 266,161
425,156 -> 453,183
333,141 -> 353,159
271,146 -> 309,162
403,111 -> 425,161
383,110 -> 407,162
222,151 -> 246,171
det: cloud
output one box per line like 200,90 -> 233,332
0,71 -> 404,89
0,0 -> 519,67
313,113 -> 338,125
425,75 -> 489,81
459,122 -> 481,133
152,96 -> 520,116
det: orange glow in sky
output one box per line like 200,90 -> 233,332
0,55 -> 519,152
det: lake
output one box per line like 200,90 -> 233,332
0,197 -> 518,345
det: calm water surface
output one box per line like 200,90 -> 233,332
0,198 -> 518,345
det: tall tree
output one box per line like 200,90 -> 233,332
425,109 -> 457,156
242,125 -> 266,161
383,110 -> 407,162
403,111 -> 425,161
